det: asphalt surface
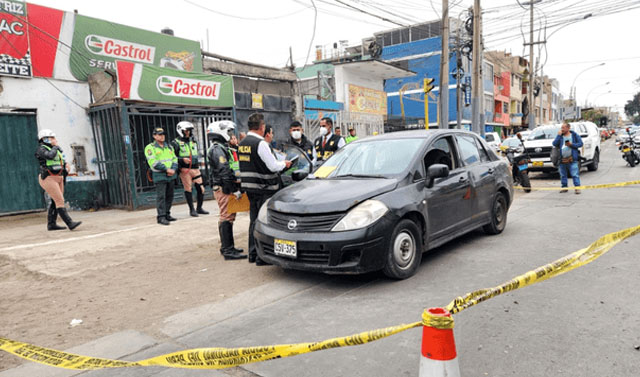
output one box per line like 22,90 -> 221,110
2,139 -> 639,376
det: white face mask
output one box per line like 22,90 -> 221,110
319,127 -> 328,136
291,130 -> 302,140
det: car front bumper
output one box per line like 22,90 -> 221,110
254,215 -> 397,274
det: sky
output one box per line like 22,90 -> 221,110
30,0 -> 640,118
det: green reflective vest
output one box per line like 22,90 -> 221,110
228,149 -> 240,177
345,135 -> 359,144
43,145 -> 64,169
145,142 -> 177,181
174,138 -> 199,166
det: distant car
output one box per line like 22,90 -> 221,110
254,130 -> 514,279
501,136 -> 523,150
484,132 -> 501,151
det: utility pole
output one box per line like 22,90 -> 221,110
439,1 -> 450,129
471,0 -> 483,135
456,17 -> 463,130
528,1 -> 535,129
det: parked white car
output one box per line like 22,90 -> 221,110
523,121 -> 601,173
484,132 -> 501,151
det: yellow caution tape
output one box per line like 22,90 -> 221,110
514,179 -> 640,191
1,224 -> 639,370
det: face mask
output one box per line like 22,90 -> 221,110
43,138 -> 50,143
291,131 -> 302,140
319,127 -> 328,136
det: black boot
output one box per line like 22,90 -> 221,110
220,221 -> 247,260
228,222 -> 244,254
195,184 -> 209,215
185,191 -> 198,217
47,203 -> 65,231
57,208 -> 82,230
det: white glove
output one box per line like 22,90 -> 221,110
233,191 -> 242,200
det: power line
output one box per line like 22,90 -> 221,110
302,0 -> 318,68
331,0 -> 407,26
182,0 -> 311,21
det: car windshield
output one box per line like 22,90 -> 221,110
502,138 -> 521,148
528,127 -> 560,140
316,138 -> 424,178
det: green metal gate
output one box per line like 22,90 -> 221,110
89,100 -> 233,209
0,112 -> 45,215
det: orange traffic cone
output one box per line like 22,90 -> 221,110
418,307 -> 460,377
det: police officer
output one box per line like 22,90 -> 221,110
172,121 -> 209,217
239,113 -> 292,265
288,121 -> 315,163
314,117 -> 345,164
207,121 -> 246,260
145,127 -> 178,226
345,127 -> 359,144
35,129 -> 81,231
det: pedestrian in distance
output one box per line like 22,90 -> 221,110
35,129 -> 81,231
145,127 -> 178,225
553,121 -> 584,194
207,121 -> 246,260
314,117 -> 345,164
345,127 -> 358,144
171,121 -> 209,217
238,113 -> 292,266
288,120 -> 315,163
334,126 -> 342,137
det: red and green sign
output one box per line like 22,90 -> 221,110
0,0 -> 31,77
70,15 -> 202,81
117,61 -> 234,107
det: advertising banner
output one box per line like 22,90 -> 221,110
0,0 -> 31,78
117,61 -> 234,108
26,3 -> 64,79
71,15 -> 202,81
348,84 -> 387,115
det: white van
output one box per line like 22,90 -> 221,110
523,121 -> 601,173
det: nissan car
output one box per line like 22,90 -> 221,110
253,130 -> 514,279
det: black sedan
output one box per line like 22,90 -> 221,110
254,130 -> 514,279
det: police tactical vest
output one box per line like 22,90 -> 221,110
238,134 -> 280,194
315,134 -> 341,161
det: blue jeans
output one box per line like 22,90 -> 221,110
558,161 -> 580,188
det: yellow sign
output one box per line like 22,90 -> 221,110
251,93 -> 263,109
348,84 -> 387,115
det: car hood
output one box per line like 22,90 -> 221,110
523,139 -> 553,148
270,178 -> 399,214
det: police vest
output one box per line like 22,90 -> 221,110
42,145 -> 64,172
174,138 -> 199,168
314,134 -> 341,161
345,135 -> 358,144
228,148 -> 240,176
291,136 -> 314,161
145,142 -> 177,173
238,135 -> 280,194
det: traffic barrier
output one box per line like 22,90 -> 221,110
514,179 -> 640,191
419,308 -> 460,377
1,224 -> 639,371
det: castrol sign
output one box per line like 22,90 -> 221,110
85,35 -> 155,64
155,76 -> 221,100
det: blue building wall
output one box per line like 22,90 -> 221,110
382,37 -> 472,126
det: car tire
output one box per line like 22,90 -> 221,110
587,150 -> 599,171
483,192 -> 508,235
382,219 -> 422,280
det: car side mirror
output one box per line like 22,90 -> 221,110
426,164 -> 449,188
292,170 -> 309,182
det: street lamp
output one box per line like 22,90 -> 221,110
585,81 -> 610,107
546,13 -> 592,40
570,62 -> 605,104
593,90 -> 612,104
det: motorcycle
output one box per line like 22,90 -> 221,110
502,133 -> 532,193
618,128 -> 640,167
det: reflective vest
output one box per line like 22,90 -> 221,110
43,145 -> 64,171
145,142 -> 177,173
345,135 -> 358,144
228,148 -> 240,177
174,138 -> 199,168
314,134 -> 341,162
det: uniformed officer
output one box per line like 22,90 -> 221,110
288,121 -> 315,163
34,129 -> 81,231
171,121 -> 209,217
145,127 -> 178,226
207,121 -> 246,260
345,127 -> 359,144
239,113 -> 292,265
314,117 -> 345,164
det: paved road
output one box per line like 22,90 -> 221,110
2,140 -> 639,376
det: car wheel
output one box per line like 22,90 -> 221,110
587,150 -> 599,171
382,219 -> 422,280
483,192 -> 508,235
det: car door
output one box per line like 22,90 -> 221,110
457,134 -> 498,224
423,135 -> 473,241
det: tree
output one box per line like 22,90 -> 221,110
582,109 -> 606,124
624,92 -> 640,124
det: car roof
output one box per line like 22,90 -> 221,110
366,129 -> 480,142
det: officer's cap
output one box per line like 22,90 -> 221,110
153,127 -> 166,135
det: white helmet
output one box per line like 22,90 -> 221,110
176,121 -> 195,138
38,129 -> 56,140
207,120 -> 236,142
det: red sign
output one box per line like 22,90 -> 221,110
0,0 -> 31,77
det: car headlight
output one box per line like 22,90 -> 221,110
257,198 -> 270,224
332,200 -> 388,232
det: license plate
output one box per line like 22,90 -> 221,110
532,161 -> 544,167
274,239 -> 297,258
623,148 -> 631,153
518,164 -> 528,171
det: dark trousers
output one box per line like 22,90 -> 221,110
247,192 -> 272,259
156,180 -> 175,220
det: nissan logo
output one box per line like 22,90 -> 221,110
287,219 -> 298,230
535,147 -> 542,153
